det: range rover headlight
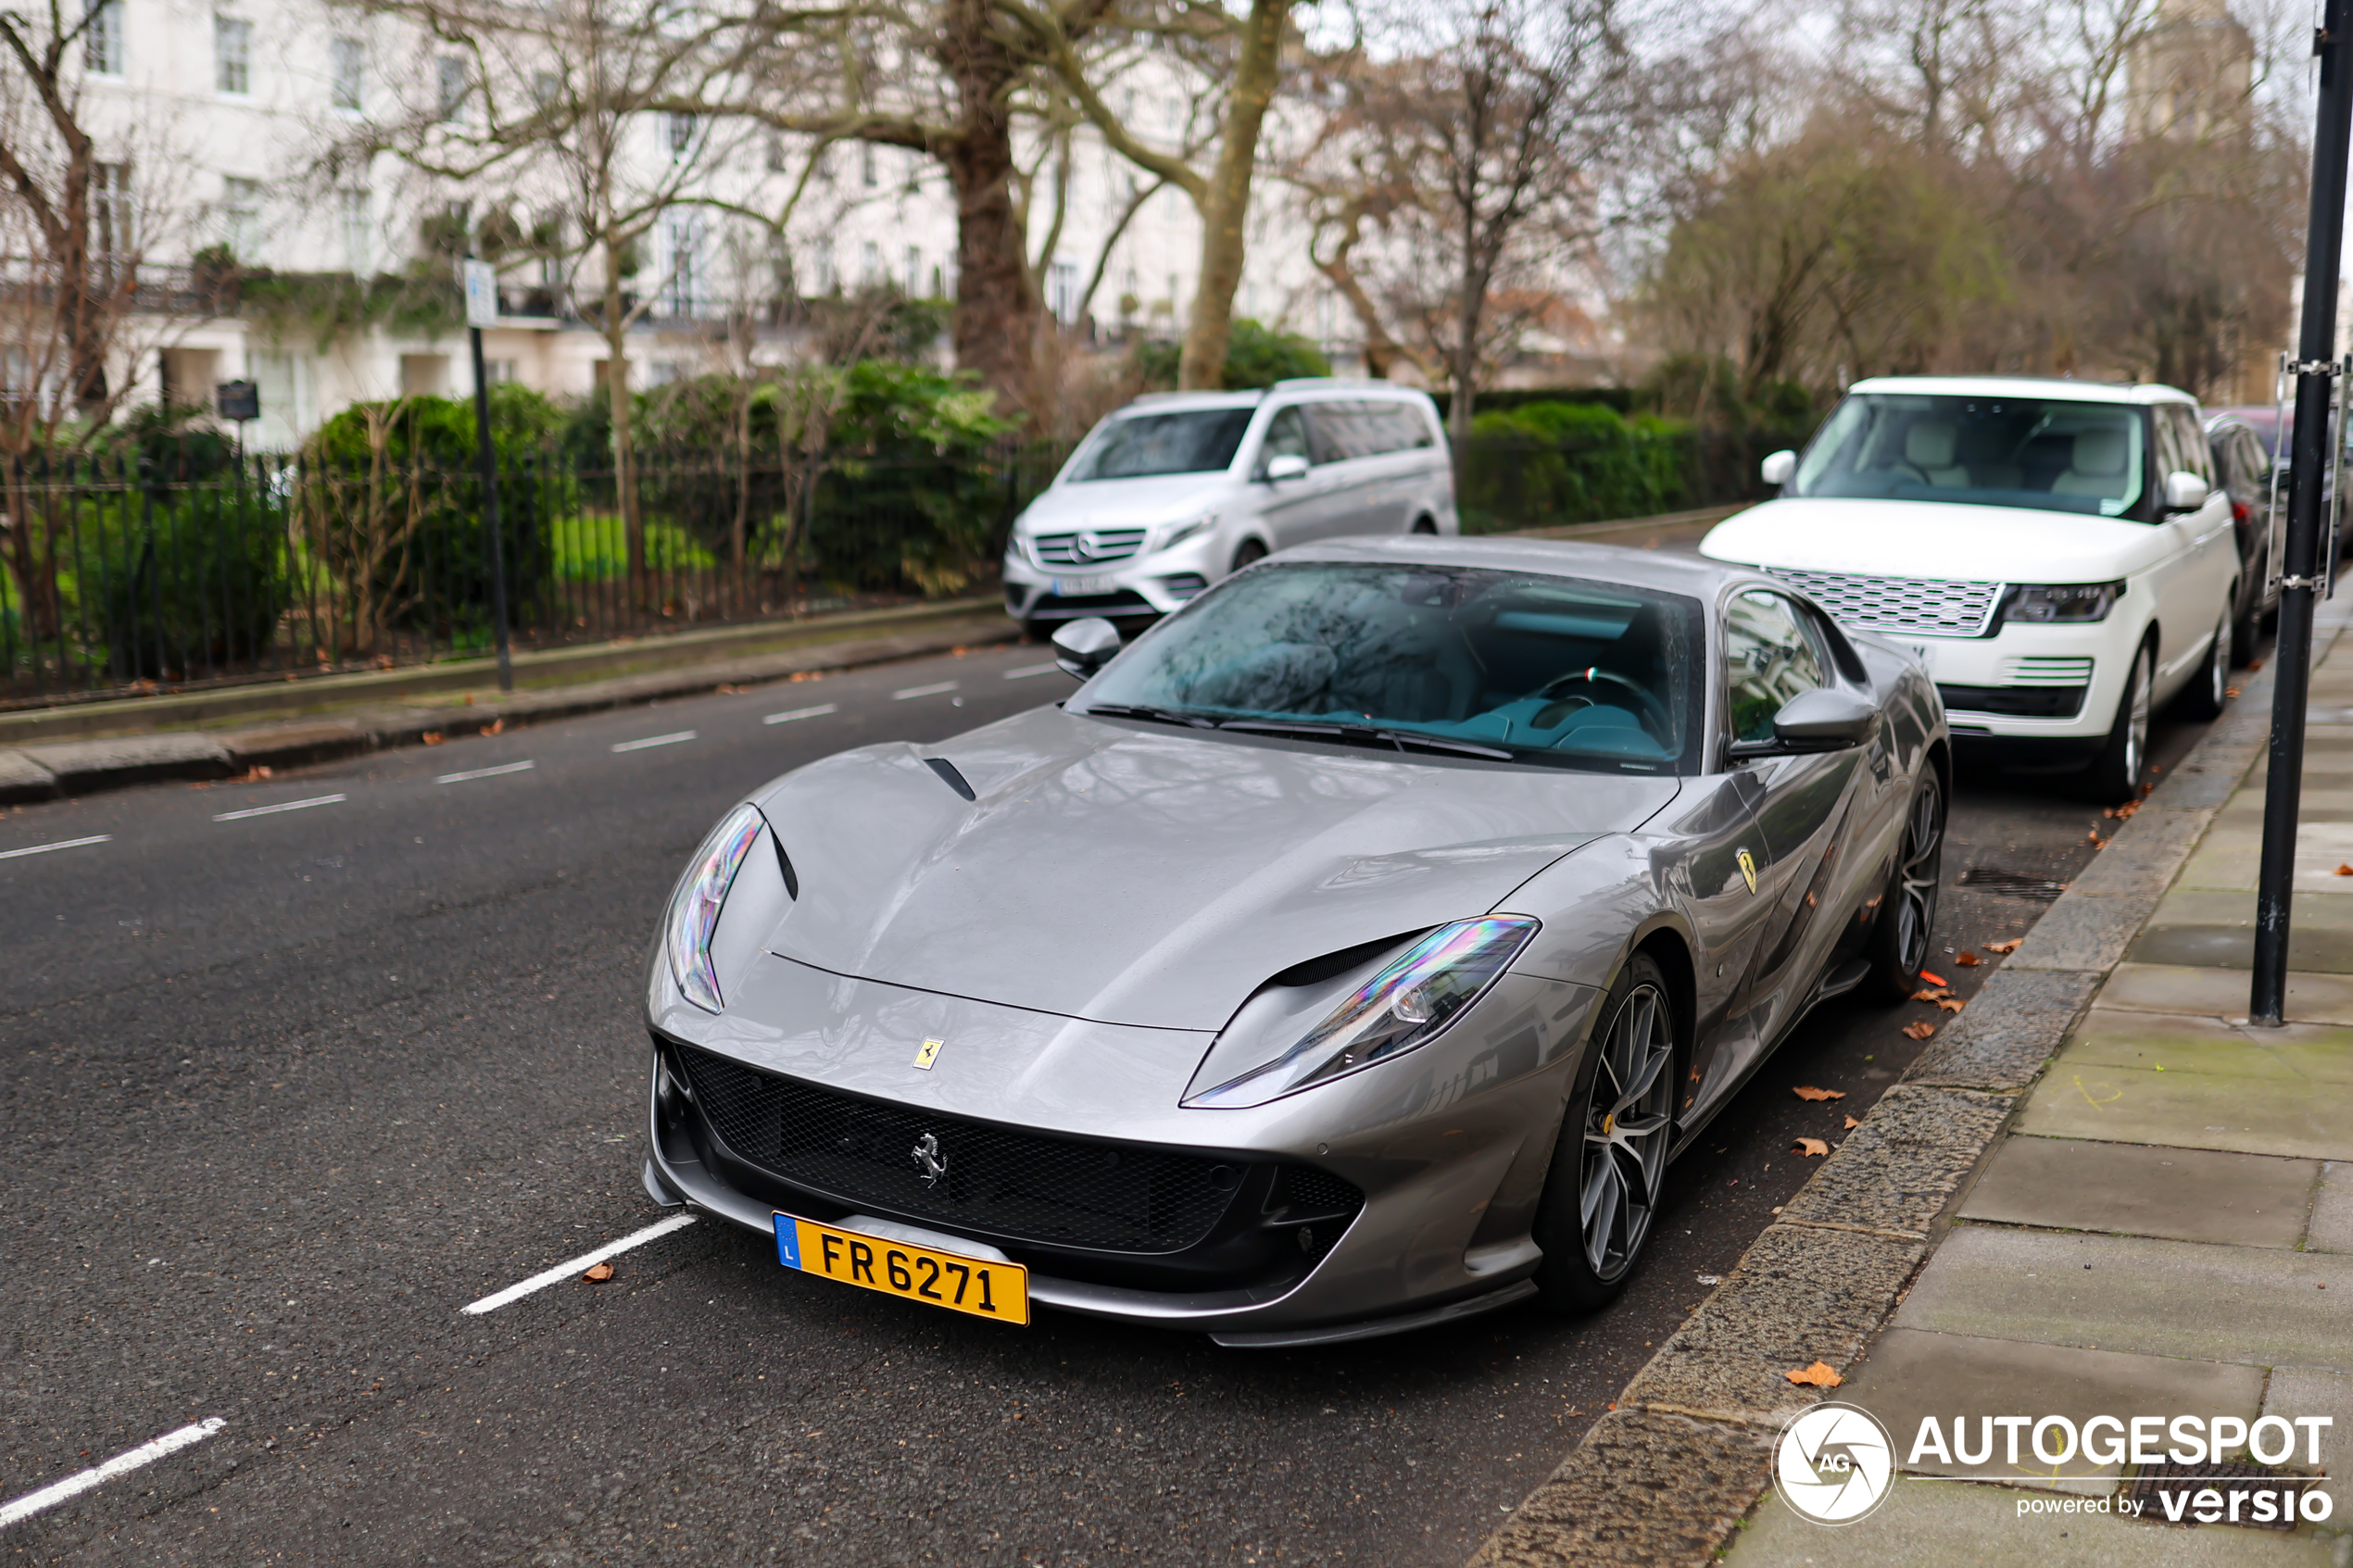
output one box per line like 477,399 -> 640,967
2007,582 -> 2121,623
1184,916 -> 1539,1108
664,803 -> 764,1012
1157,513 -> 1215,552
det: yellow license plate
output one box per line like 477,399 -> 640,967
772,1213 -> 1029,1325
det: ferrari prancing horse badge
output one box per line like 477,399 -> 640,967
1738,849 -> 1757,896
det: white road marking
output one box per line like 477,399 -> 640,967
763,703 -> 838,725
1003,663 -> 1060,679
459,1213 -> 698,1314
892,682 -> 959,700
436,759 -> 535,784
212,794 -> 346,822
0,1418 -> 226,1527
0,834 -> 112,860
610,731 -> 698,753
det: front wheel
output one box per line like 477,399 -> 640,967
1531,953 -> 1678,1313
2080,638 -> 2153,804
1867,771 -> 1944,1000
1230,538 -> 1268,573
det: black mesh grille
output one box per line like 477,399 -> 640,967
1279,1166 -> 1365,1218
680,1046 -> 1260,1253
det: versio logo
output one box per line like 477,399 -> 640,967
1776,1402 -> 1896,1524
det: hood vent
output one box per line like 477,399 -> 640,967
924,757 -> 976,801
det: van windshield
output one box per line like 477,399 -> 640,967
1066,408 -> 1255,482
1792,394 -> 2147,519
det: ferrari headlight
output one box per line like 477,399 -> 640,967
2007,582 -> 2120,623
665,803 -> 764,1012
1157,513 -> 1214,551
1185,916 -> 1538,1108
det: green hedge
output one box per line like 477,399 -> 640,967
82,479 -> 289,679
1457,403 -> 1693,531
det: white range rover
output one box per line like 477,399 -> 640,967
1701,376 -> 2242,802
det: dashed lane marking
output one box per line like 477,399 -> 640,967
460,1214 -> 698,1314
610,731 -> 698,753
436,759 -> 536,784
212,794 -> 346,822
763,704 -> 838,725
892,682 -> 960,700
0,1418 -> 226,1527
1004,663 -> 1060,679
0,834 -> 113,860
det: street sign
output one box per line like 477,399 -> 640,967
462,259 -> 498,329
214,380 -> 258,422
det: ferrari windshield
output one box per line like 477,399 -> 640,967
1077,563 -> 1705,772
1792,393 -> 2148,519
1064,408 -> 1255,482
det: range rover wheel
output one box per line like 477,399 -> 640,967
2082,637 -> 2153,804
2177,609 -> 2231,721
1531,953 -> 1677,1313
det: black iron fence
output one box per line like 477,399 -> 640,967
1,425 -> 1796,709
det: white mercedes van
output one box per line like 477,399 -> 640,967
1701,376 -> 2241,801
1002,381 -> 1456,634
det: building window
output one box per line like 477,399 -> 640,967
660,210 -> 698,317
93,162 -> 134,259
902,245 -> 920,297
532,70 -> 560,108
220,176 -> 261,261
86,0 -> 124,76
813,241 -> 836,295
215,17 -> 251,95
482,358 -> 516,386
330,36 -> 364,112
860,241 -> 879,287
664,112 -> 694,161
1047,259 -> 1078,324
436,56 -> 467,121
859,143 -> 875,187
340,188 -> 371,275
765,132 -> 786,173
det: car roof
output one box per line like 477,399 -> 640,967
1846,375 -> 2197,406
1275,533 -> 1775,599
1120,381 -> 1433,416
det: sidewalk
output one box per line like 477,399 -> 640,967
1475,605 -> 2353,1568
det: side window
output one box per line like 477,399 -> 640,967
2169,408 -> 2213,483
2149,409 -> 2185,483
1303,403 -> 1353,465
1379,401 -> 1436,451
1723,590 -> 1828,744
1258,406 -> 1310,474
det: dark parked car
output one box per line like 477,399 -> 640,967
2204,411 -> 2283,664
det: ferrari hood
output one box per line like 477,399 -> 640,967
747,706 -> 1678,1032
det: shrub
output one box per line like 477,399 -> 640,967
806,361 -> 1015,596
1134,319 -> 1331,391
1458,401 -> 1692,531
82,473 -> 290,679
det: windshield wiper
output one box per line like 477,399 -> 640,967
1375,730 -> 1516,760
1215,718 -> 1514,761
1076,702 -> 1219,729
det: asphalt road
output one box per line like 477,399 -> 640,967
0,635 -> 2225,1566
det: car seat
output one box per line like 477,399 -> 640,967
1903,421 -> 1970,486
2051,428 -> 2130,496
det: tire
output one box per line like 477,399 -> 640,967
2231,581 -> 2262,668
1231,538 -> 1268,572
1866,770 -> 1944,1001
1409,516 -> 1438,535
2081,637 -> 2153,804
1531,953 -> 1678,1313
2176,610 -> 2231,721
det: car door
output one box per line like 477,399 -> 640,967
1300,401 -> 1391,539
1718,588 -> 1868,1054
2162,404 -> 2237,684
2146,406 -> 2217,692
1252,405 -> 1327,549
1663,766 -> 1778,1126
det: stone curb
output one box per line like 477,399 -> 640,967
0,615 -> 1017,805
1467,616 -> 2345,1567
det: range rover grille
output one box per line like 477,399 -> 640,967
1765,567 -> 2005,638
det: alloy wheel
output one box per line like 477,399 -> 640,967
1579,982 -> 1675,1282
1892,777 -> 1943,975
2124,646 -> 2151,786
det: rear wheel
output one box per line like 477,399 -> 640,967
2080,637 -> 2152,804
1867,771 -> 1944,1000
2177,609 -> 2231,721
1531,953 -> 1677,1313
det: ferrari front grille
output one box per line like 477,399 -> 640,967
676,1045 -> 1361,1254
1765,567 -> 2004,638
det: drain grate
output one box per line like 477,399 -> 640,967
2123,1461 -> 2316,1529
1957,867 -> 2070,900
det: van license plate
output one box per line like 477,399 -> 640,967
1052,576 -> 1117,596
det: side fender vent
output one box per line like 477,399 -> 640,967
924,757 -> 976,801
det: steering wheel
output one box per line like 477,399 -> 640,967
1535,667 -> 1673,740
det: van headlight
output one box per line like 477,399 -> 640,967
2007,583 -> 2120,623
1157,514 -> 1215,551
664,804 -> 764,1012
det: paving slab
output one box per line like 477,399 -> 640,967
2095,964 -> 2353,1024
1903,970 -> 2104,1092
2259,1366 -> 2353,1518
1840,1327 -> 2266,1493
1779,1085 -> 2013,1236
1957,1136 -> 2318,1248
1468,1411 -> 1774,1568
2004,896 -> 2155,973
1889,1225 -> 2353,1372
18,731 -> 232,792
2066,810 -> 2219,899
1722,1474 -> 2337,1567
2128,890 -> 2353,972
1620,1225 -> 1924,1423
2062,1010 -> 2353,1083
2311,1163 -> 2353,1255
2016,1051 -> 2353,1161
217,721 -> 371,770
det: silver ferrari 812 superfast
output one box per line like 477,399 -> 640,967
643,538 -> 1948,1345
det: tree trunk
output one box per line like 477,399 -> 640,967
600,231 -> 644,599
1177,0 -> 1289,390
939,0 -> 1042,408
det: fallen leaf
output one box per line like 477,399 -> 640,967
422,732 -> 445,746
2225,685 -> 2243,698
1954,951 -> 1981,967
1843,1114 -> 1861,1130
1902,1021 -> 1936,1040
2248,658 -> 2265,671
582,1262 -> 614,1283
2337,864 -> 2353,877
1792,1085 -> 1847,1102
2088,831 -> 2106,847
1934,997 -> 1965,1013
1985,938 -> 2023,955
1911,987 -> 1953,1002
1785,1361 -> 1843,1387
1919,970 -> 1948,986
2104,799 -> 2142,821
1793,1137 -> 1829,1157
484,719 -> 504,736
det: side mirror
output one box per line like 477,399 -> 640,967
1051,617 -> 1122,679
1759,449 -> 1796,487
1265,453 -> 1310,483
2164,470 -> 2210,512
1731,687 -> 1876,758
